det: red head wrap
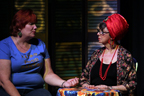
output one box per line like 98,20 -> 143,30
103,13 -> 129,40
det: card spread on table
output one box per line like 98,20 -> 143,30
57,87 -> 121,96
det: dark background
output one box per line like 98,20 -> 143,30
0,0 -> 143,96
120,0 -> 144,96
120,0 -> 142,96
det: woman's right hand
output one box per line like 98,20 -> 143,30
82,83 -> 95,88
63,77 -> 79,88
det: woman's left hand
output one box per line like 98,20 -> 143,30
62,77 -> 79,88
95,85 -> 109,89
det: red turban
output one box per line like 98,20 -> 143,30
103,13 -> 129,40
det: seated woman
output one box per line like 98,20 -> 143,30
79,13 -> 137,96
0,9 -> 79,96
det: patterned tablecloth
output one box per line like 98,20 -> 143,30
57,87 -> 121,96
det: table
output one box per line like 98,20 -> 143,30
57,87 -> 121,96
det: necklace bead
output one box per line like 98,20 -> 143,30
99,45 -> 119,80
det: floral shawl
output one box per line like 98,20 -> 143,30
80,45 -> 137,96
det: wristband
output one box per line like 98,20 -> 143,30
61,81 -> 66,87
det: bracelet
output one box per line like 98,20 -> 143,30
61,81 -> 66,87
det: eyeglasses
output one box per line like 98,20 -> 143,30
96,29 -> 109,35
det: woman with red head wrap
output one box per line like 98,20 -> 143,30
80,13 -> 137,96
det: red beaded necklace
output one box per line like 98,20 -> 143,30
99,45 -> 119,80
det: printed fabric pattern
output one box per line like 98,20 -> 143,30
80,45 -> 137,96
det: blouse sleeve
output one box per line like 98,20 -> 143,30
0,41 -> 11,60
80,49 -> 100,86
38,39 -> 50,59
122,50 -> 137,94
80,60 -> 91,85
44,45 -> 50,59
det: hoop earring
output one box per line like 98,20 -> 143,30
18,32 -> 22,37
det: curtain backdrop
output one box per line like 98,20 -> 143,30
120,0 -> 144,96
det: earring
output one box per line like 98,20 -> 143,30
18,32 -> 22,37
108,39 -> 115,48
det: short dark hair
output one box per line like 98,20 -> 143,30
99,22 -> 107,31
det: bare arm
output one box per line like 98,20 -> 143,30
82,84 -> 127,92
43,58 -> 79,87
95,84 -> 127,91
110,85 -> 127,91
43,58 -> 65,87
95,84 -> 127,94
0,59 -> 21,96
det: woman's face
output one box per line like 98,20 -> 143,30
97,27 -> 111,44
20,23 -> 37,38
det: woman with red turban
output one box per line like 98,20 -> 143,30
80,13 -> 137,96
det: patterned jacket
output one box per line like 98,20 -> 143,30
80,45 -> 137,96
